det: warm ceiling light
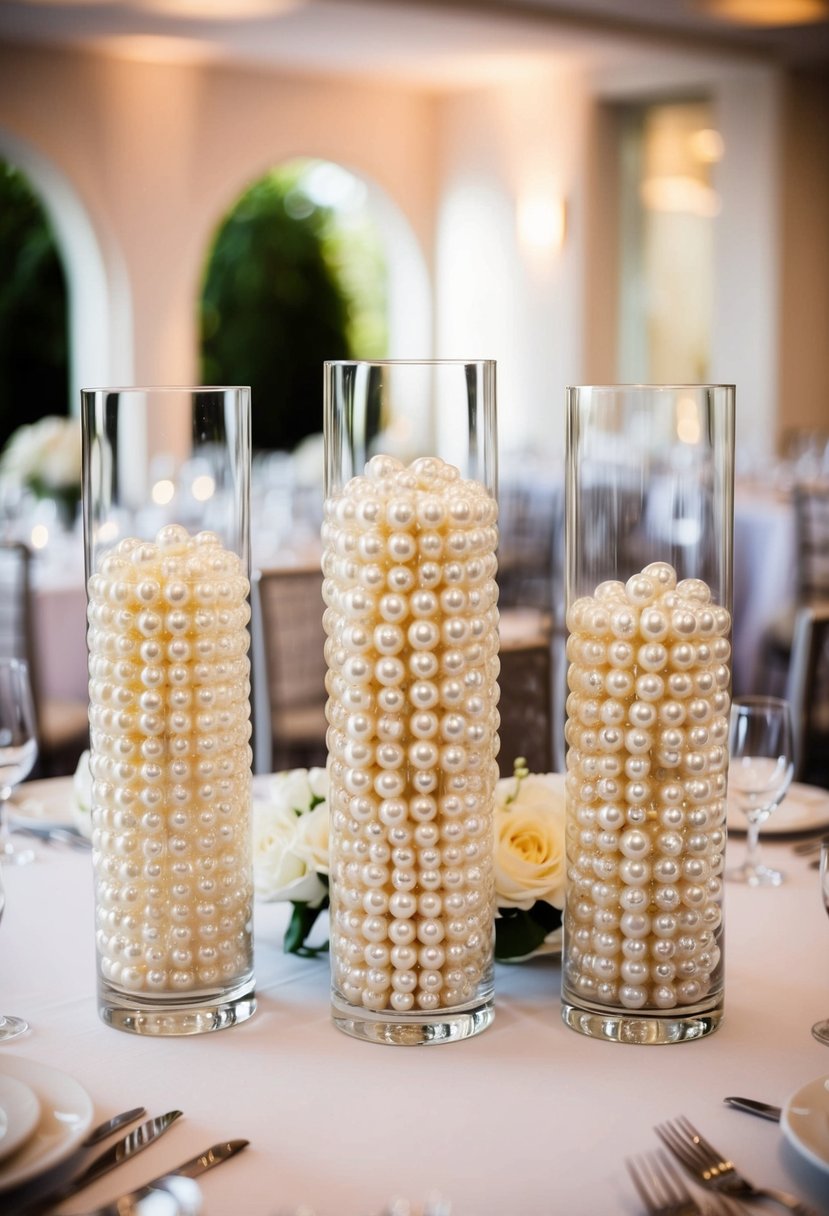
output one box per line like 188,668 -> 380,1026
640,176 -> 721,218
141,0 -> 304,18
697,0 -> 829,25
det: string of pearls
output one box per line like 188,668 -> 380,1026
87,525 -> 254,996
563,561 -> 730,1013
323,455 -> 500,1014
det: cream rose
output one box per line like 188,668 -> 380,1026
252,798 -> 327,905
493,772 -> 567,911
71,749 -> 93,839
293,800 -> 330,875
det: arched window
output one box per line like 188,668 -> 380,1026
199,159 -> 388,453
0,159 -> 70,449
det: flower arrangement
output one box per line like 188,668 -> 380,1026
253,759 -> 566,962
0,415 -> 81,522
253,768 -> 330,956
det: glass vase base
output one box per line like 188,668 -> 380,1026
98,977 -> 256,1037
725,861 -> 784,887
561,997 -> 723,1045
811,1019 -> 829,1045
331,992 -> 494,1046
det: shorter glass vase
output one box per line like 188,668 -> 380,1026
82,387 -> 255,1035
562,385 -> 735,1044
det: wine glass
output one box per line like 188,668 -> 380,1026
0,865 -> 29,1039
725,695 -> 794,887
811,837 -> 829,1045
0,657 -> 39,866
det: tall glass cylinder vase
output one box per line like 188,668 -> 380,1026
82,387 -> 255,1035
563,385 -> 735,1044
323,360 -> 499,1044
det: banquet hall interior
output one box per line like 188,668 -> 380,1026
3,6 -> 829,1216
1,0 -> 827,786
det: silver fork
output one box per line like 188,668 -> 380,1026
627,1150 -> 704,1216
626,1151 -> 746,1216
656,1115 -> 818,1216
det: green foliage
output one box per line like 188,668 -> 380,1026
494,901 -> 563,962
199,162 -> 387,453
0,161 -> 69,449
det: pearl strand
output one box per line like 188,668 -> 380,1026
564,562 -> 729,1012
324,455 -> 499,1013
87,525 -> 253,995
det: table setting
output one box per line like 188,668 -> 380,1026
1,373 -> 829,1214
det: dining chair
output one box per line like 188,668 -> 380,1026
0,539 -> 89,775
497,477 -> 561,613
250,565 -> 328,774
786,601 -> 829,787
498,610 -> 555,774
758,480 -> 829,696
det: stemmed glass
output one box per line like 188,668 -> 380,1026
725,695 -> 794,887
0,865 -> 29,1039
0,657 -> 39,866
811,838 -> 829,1045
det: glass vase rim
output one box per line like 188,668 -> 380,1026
80,385 -> 251,395
566,382 -> 735,391
324,359 -> 496,368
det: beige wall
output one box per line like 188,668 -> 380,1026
778,68 -> 829,444
0,41 -> 438,395
0,37 -> 824,458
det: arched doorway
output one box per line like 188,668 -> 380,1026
199,156 -> 431,453
0,157 -> 69,449
0,127 -> 129,431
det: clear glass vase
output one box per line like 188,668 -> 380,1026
323,360 -> 499,1044
81,387 -> 255,1035
562,385 -> 735,1044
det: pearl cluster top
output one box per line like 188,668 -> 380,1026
322,454 -> 500,1015
563,561 -> 730,1014
86,525 -> 254,997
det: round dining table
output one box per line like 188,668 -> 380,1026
1,781 -> 828,1216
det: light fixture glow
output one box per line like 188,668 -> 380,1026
191,474 -> 216,502
689,128 -> 725,164
31,524 -> 49,550
677,397 -> 702,445
152,478 -> 176,506
696,0 -> 829,25
517,195 -> 566,253
640,176 -> 721,218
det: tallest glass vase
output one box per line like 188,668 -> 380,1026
562,385 -> 735,1044
322,360 -> 499,1046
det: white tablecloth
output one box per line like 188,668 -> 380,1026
732,488 -> 797,695
2,802 -> 828,1215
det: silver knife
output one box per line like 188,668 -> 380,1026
11,822 -> 92,850
724,1095 -> 782,1121
90,1139 -> 249,1216
22,1110 -> 182,1214
82,1107 -> 148,1148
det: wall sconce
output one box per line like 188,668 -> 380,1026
517,194 -> 567,254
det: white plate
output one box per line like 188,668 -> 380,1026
8,778 -> 75,831
781,1073 -> 829,1174
0,1056 -> 94,1192
0,1075 -> 41,1164
726,782 -> 829,836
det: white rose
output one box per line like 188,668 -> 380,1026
493,772 -> 567,911
252,799 -> 327,905
71,749 -> 93,839
39,418 -> 81,488
307,766 -> 328,801
293,800 -> 330,875
261,768 -> 314,815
